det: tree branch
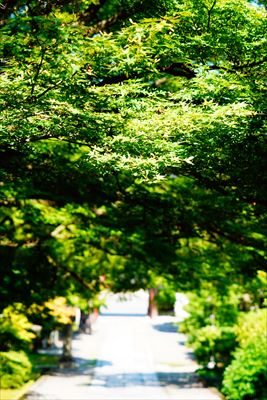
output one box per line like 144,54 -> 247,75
94,63 -> 196,86
85,239 -> 130,258
20,134 -> 92,147
28,71 -> 78,101
46,255 -> 96,291
159,63 -> 196,78
234,57 -> 267,70
207,57 -> 267,73
30,48 -> 46,97
209,226 -> 267,252
206,0 -> 217,31
35,80 -> 63,99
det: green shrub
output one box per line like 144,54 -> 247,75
222,309 -> 267,400
180,285 -> 240,337
0,351 -> 32,389
190,325 -> 237,368
236,308 -> 267,347
222,338 -> 267,400
0,304 -> 35,351
155,289 -> 176,313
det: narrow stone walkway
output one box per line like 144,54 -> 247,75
25,292 -> 222,400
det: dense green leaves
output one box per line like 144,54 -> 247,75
0,0 -> 267,306
222,309 -> 267,400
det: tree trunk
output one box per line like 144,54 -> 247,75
148,288 -> 158,318
61,323 -> 73,362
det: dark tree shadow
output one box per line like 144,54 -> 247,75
152,321 -> 179,333
37,359 -> 113,377
77,371 -> 203,388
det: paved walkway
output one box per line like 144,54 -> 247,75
25,292 -> 222,400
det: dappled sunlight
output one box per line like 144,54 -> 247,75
23,292 -> 222,400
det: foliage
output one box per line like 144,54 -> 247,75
179,287 -> 239,372
0,0 -> 266,320
44,297 -> 74,325
0,351 -> 60,390
152,276 -> 177,313
236,307 -> 267,345
180,278 -> 266,373
222,309 -> 267,400
155,288 -> 176,313
180,283 -> 241,335
0,1 -> 266,390
0,305 -> 35,351
0,351 -> 32,389
190,325 -> 237,367
0,380 -> 34,400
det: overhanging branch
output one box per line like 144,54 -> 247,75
94,62 -> 196,86
46,255 -> 96,291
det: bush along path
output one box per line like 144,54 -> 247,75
24,296 -> 222,400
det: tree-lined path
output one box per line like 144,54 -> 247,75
25,292 -> 222,400
1,1 -> 266,398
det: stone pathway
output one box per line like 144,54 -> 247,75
25,292 -> 222,400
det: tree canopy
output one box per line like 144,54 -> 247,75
0,0 -> 267,307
